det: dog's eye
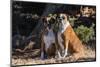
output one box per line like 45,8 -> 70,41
62,16 -> 65,19
58,17 -> 60,19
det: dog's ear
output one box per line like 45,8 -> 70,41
42,17 -> 48,27
42,17 -> 46,22
53,14 -> 57,19
66,14 -> 70,21
56,14 -> 59,20
64,14 -> 69,21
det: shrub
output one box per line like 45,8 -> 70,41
74,23 -> 95,43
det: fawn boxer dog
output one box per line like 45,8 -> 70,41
40,16 -> 57,59
56,13 -> 85,60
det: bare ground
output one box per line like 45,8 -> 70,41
11,45 -> 96,66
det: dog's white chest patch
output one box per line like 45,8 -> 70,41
43,30 -> 55,50
59,21 -> 69,33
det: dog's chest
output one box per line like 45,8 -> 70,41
59,21 -> 69,33
43,30 -> 55,49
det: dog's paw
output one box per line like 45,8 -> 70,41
41,52 -> 48,60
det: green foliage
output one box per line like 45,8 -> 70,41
69,16 -> 95,43
74,23 -> 95,43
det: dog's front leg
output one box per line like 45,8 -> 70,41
55,47 -> 62,58
41,50 -> 44,60
63,40 -> 69,58
57,50 -> 62,58
55,33 -> 62,59
40,38 -> 45,60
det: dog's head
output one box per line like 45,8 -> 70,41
56,13 -> 70,33
42,16 -> 56,30
57,13 -> 69,24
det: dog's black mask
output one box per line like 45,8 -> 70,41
48,18 -> 56,29
43,17 -> 56,29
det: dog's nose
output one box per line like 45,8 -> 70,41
59,18 -> 62,21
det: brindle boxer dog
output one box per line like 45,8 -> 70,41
56,13 -> 85,60
40,16 -> 57,59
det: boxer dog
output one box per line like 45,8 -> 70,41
40,16 -> 57,59
56,13 -> 85,60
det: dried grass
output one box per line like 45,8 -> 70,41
12,45 -> 96,66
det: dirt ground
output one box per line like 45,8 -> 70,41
11,45 -> 96,66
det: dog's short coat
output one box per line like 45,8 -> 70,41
40,17 -> 56,59
56,13 -> 84,60
40,14 -> 84,60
